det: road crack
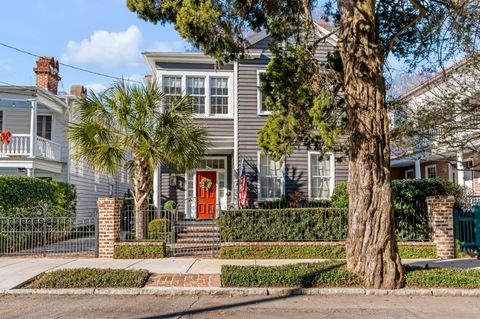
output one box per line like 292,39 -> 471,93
177,296 -> 200,319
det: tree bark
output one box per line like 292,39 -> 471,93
337,0 -> 404,288
133,154 -> 152,240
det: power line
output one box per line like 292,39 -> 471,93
0,80 -> 15,86
0,41 -> 143,84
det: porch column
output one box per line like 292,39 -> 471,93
27,168 -> 35,177
29,100 -> 37,158
415,159 -> 421,179
457,150 -> 465,186
153,165 -> 161,208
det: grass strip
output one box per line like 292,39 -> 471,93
25,268 -> 150,288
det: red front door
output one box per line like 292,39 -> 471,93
196,171 -> 217,219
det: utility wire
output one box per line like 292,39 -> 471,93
0,80 -> 15,86
0,41 -> 143,84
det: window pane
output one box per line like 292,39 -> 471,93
310,154 -> 332,199
259,154 -> 283,199
210,78 -> 228,115
163,76 -> 182,108
187,77 -> 205,114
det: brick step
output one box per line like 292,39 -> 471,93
176,238 -> 220,243
178,227 -> 220,232
173,243 -> 221,248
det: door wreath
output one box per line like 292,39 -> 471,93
200,177 -> 213,190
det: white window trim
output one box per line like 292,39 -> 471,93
405,168 -> 415,179
158,71 -> 234,118
257,151 -> 285,201
36,113 -> 55,141
257,69 -> 271,115
184,156 -> 228,219
308,151 -> 335,200
425,164 -> 437,179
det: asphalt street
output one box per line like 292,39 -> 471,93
1,294 -> 479,319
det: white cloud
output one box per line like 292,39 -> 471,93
84,83 -> 107,94
62,25 -> 143,68
148,40 -> 186,52
123,73 -> 144,84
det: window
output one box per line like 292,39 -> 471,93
94,169 -> 100,184
405,169 -> 415,179
426,165 -> 437,179
162,76 -> 182,108
258,153 -> 284,199
309,153 -> 334,199
0,111 -> 3,131
210,77 -> 229,115
186,77 -> 206,114
37,115 -> 52,140
257,71 -> 271,115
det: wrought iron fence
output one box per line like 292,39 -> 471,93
120,206 -> 175,243
0,213 -> 97,257
394,199 -> 431,241
454,196 -> 480,255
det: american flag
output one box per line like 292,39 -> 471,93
238,158 -> 248,208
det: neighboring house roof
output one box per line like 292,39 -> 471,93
0,85 -> 69,113
400,53 -> 479,100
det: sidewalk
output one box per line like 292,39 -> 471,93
1,257 -> 479,290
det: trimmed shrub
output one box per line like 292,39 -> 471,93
220,208 -> 348,242
147,218 -> 171,241
219,244 -> 436,259
221,262 -> 361,287
0,176 -> 76,217
405,266 -> 480,289
113,244 -> 166,259
25,268 -> 150,288
330,182 -> 348,208
163,200 -> 176,210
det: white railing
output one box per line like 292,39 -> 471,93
0,134 -> 31,156
36,136 -> 61,161
0,134 -> 61,161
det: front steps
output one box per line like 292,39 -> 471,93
172,220 -> 220,257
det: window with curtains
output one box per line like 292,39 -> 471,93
210,77 -> 229,115
309,153 -> 334,199
162,76 -> 182,108
186,77 -> 206,114
258,153 -> 284,199
37,115 -> 52,140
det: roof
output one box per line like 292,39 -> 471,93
400,53 -> 479,100
0,85 -> 69,113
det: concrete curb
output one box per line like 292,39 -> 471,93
3,287 -> 480,297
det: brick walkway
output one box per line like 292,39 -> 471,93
146,274 -> 221,287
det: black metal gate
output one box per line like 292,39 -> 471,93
0,206 -> 97,257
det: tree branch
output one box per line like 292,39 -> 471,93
385,0 -> 428,55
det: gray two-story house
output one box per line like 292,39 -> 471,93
144,26 -> 348,219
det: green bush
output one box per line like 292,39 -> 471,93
25,268 -> 150,288
222,263 -> 480,289
220,208 -> 348,242
330,182 -> 348,208
147,218 -> 171,241
220,245 -> 346,259
113,244 -> 166,259
221,262 -> 361,287
163,200 -> 176,210
0,176 -> 76,217
219,245 -> 436,259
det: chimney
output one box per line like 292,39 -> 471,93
70,85 -> 87,98
34,56 -> 61,94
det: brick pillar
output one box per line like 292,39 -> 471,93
97,197 -> 122,258
426,195 -> 455,259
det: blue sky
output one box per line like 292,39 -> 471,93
0,0 -> 188,93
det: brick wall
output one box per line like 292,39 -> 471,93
426,195 -> 455,259
97,197 -> 123,258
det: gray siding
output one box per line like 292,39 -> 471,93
194,118 -> 234,137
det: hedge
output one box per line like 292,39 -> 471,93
25,268 -> 150,288
222,263 -> 480,289
220,208 -> 348,242
113,244 -> 167,259
0,176 -> 76,217
219,245 -> 436,259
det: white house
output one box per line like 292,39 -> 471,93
0,57 -> 131,219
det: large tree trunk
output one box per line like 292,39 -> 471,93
133,154 -> 152,240
337,0 -> 404,288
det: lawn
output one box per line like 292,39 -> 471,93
221,262 -> 480,289
24,268 -> 150,289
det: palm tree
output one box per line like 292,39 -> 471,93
68,80 -> 207,239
